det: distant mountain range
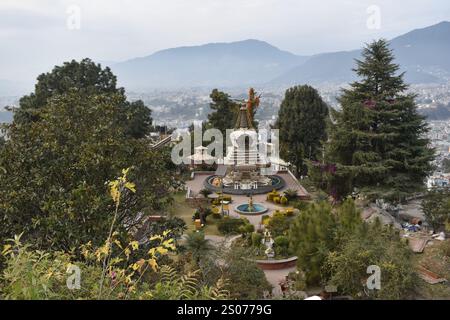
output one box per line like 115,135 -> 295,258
419,103 -> 450,121
112,39 -> 308,90
111,21 -> 450,90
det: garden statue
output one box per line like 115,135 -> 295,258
262,229 -> 275,259
248,194 -> 254,212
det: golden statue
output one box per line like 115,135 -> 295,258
235,88 -> 261,129
246,88 -> 260,125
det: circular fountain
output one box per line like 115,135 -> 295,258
235,203 -> 268,215
235,195 -> 268,215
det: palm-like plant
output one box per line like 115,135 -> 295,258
284,189 -> 298,201
185,232 -> 214,266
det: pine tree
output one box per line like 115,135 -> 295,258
289,201 -> 336,285
207,89 -> 238,135
326,39 -> 434,201
276,85 -> 329,176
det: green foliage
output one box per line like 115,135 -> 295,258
267,212 -> 290,237
145,217 -> 187,244
251,233 -> 263,247
14,58 -> 152,139
324,221 -> 416,300
0,91 -> 172,250
207,89 -> 238,139
150,266 -> 229,300
217,217 -> 247,235
422,188 -> 450,231
0,236 -> 226,300
283,189 -> 298,201
184,232 -> 214,267
274,236 -> 290,257
1,236 -> 75,300
326,39 -> 434,201
239,223 -> 255,237
276,85 -> 329,176
335,198 -> 363,243
280,196 -> 289,205
221,248 -> 272,299
288,202 -> 337,285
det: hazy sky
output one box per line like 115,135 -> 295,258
1,0 -> 450,84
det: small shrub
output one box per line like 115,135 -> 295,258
251,233 -> 263,247
274,235 -> 290,257
284,189 -> 298,201
280,196 -> 289,205
273,197 -> 280,204
293,200 -> 309,211
217,217 -> 246,235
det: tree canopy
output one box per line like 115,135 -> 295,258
14,58 -> 152,139
276,85 -> 329,176
325,39 -> 434,201
0,90 -> 171,250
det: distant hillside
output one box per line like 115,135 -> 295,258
419,103 -> 450,120
273,21 -> 450,85
112,39 -> 308,90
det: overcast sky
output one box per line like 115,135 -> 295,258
1,0 -> 450,84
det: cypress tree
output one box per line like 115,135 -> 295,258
276,85 -> 329,176
326,39 -> 434,201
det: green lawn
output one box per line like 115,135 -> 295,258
169,192 -> 221,236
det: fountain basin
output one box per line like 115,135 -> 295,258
235,203 -> 268,215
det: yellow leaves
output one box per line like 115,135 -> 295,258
109,180 -> 121,205
124,248 -> 131,259
122,168 -> 130,177
130,241 -> 139,251
124,182 -> 136,193
156,247 -> 168,255
95,243 -> 110,262
108,167 -> 136,206
131,263 -> 140,271
162,238 -> 176,251
114,239 -> 123,249
2,244 -> 12,256
148,258 -> 158,272
149,235 -> 163,241
148,247 -> 157,256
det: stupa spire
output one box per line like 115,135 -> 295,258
234,88 -> 260,129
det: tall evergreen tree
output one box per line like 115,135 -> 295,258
276,85 -> 329,176
207,89 -> 238,134
326,40 -> 434,201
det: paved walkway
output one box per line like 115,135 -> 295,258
264,267 -> 297,297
